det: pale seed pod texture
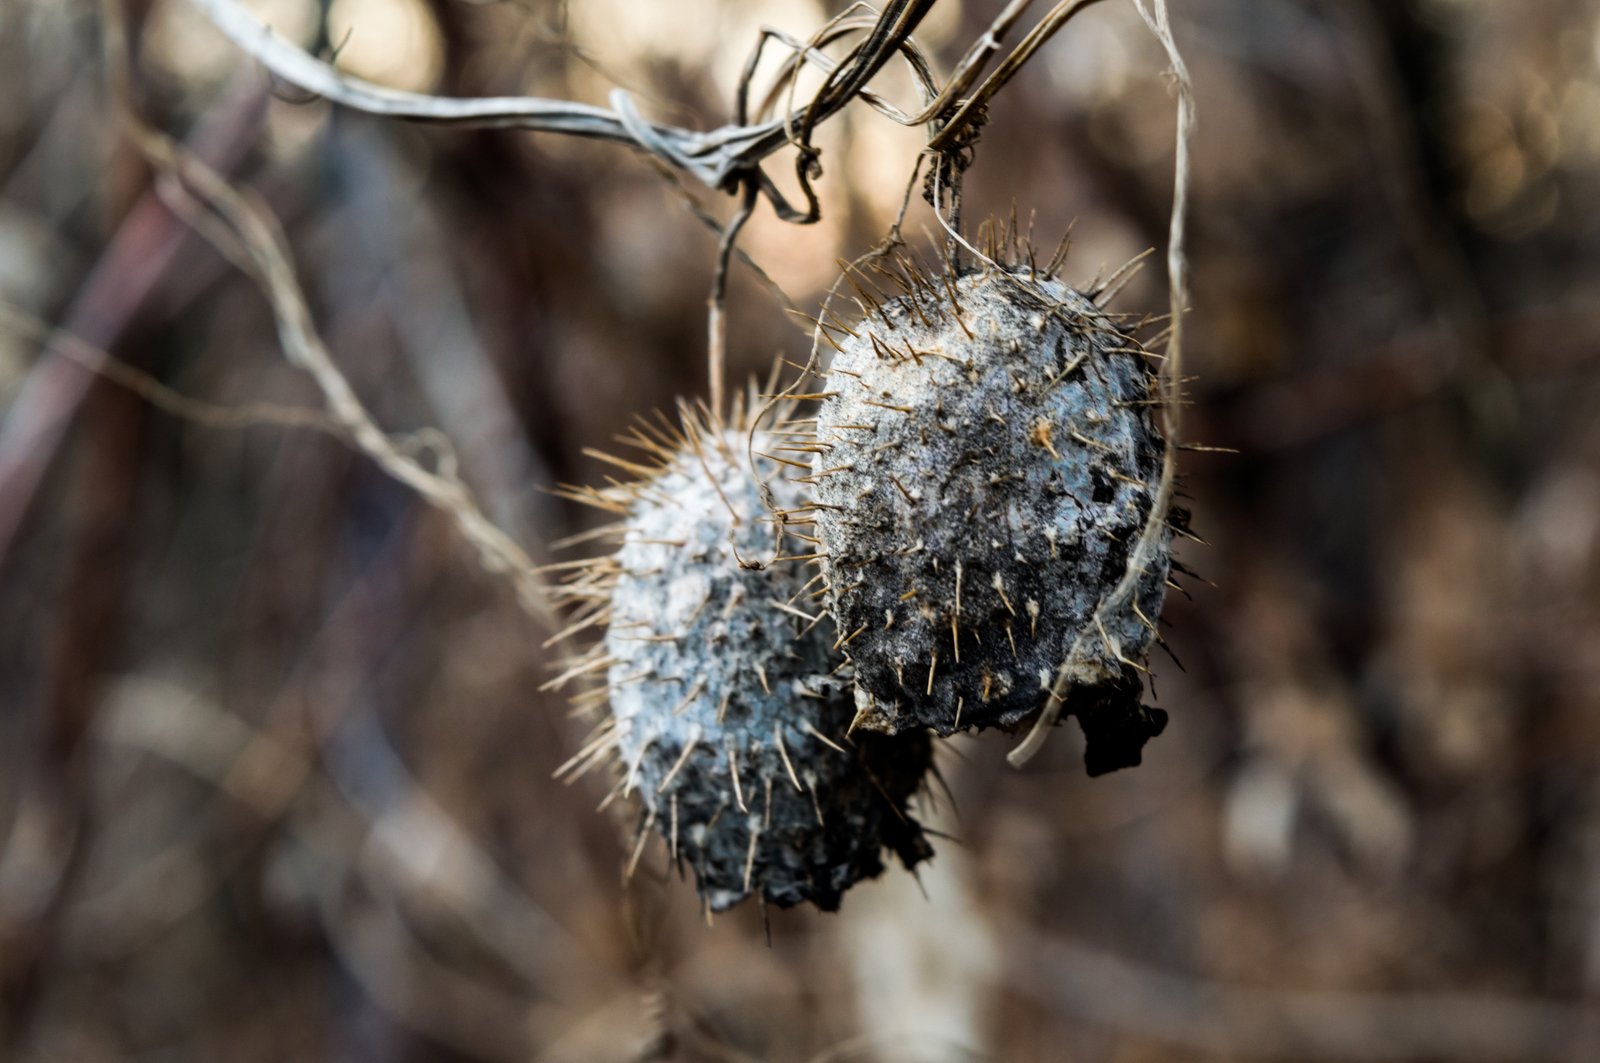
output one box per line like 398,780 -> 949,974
574,403 -> 932,912
812,262 -> 1173,774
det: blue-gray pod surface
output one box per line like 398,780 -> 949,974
813,266 -> 1172,771
561,400 -> 932,912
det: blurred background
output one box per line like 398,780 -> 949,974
3,0 -> 1600,1060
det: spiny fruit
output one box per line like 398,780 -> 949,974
550,394 -> 932,912
810,249 -> 1173,773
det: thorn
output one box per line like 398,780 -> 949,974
539,654 -> 619,692
941,271 -> 973,338
1046,220 -> 1075,276
1067,429 -> 1112,455
625,806 -> 657,882
834,624 -> 867,649
670,676 -> 708,716
770,599 -> 821,623
623,735 -> 653,797
727,743 -> 748,813
774,724 -> 803,791
927,650 -> 938,695
841,264 -> 893,330
992,571 -> 1015,615
756,451 -> 813,471
581,447 -> 661,479
789,571 -> 827,603
681,415 -> 741,525
805,721 -> 848,753
743,818 -> 761,893
822,304 -> 859,339
656,728 -> 701,793
848,701 -> 871,736
597,777 -> 626,812
553,720 -> 618,778
1029,418 -> 1062,460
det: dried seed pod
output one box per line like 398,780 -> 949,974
811,261 -> 1172,770
555,398 -> 932,912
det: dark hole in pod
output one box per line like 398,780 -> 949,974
1129,488 -> 1156,525
1089,466 -> 1117,504
1098,530 -> 1132,587
1052,332 -> 1089,382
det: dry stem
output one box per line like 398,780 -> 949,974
100,0 -> 556,631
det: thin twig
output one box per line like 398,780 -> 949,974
708,178 -> 760,419
929,0 -> 1114,152
1010,0 -> 1193,767
183,0 -> 933,205
0,302 -> 341,435
102,0 -> 558,631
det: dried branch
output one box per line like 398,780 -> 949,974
185,0 -> 934,205
101,0 -> 558,630
928,0 -> 1113,152
0,302 -> 340,436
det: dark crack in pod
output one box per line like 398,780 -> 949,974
811,260 -> 1173,772
555,396 -> 933,912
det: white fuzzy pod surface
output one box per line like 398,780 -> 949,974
813,265 -> 1173,773
597,413 -> 931,911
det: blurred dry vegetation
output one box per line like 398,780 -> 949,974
3,0 -> 1600,1061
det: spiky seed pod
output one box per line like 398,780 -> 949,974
557,399 -> 932,912
811,261 -> 1172,770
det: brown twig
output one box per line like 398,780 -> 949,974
99,0 -> 557,630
